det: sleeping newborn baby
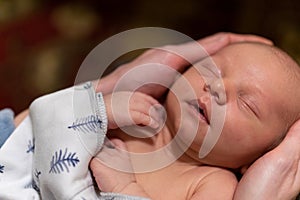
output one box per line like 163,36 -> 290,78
92,42 -> 300,199
0,42 -> 299,200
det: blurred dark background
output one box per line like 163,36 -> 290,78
1,0 -> 300,113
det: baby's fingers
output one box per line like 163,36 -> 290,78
130,110 -> 160,129
107,91 -> 165,129
130,101 -> 163,124
129,91 -> 160,107
129,92 -> 164,128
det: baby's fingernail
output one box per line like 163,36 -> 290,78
153,122 -> 160,129
154,104 -> 165,113
150,119 -> 160,129
154,103 -> 163,107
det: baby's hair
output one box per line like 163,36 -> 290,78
270,45 -> 300,84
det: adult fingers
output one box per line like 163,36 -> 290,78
275,119 -> 300,155
197,32 -> 273,56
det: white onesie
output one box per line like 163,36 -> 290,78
0,82 -> 148,200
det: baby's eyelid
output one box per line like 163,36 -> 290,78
239,96 -> 258,117
247,100 -> 260,118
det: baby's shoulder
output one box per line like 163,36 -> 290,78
185,166 -> 238,199
185,165 -> 237,185
192,165 -> 237,181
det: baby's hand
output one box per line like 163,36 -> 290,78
104,91 -> 163,130
91,138 -> 136,193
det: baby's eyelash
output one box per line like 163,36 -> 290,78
239,97 -> 258,117
242,100 -> 252,112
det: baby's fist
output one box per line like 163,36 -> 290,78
104,91 -> 163,130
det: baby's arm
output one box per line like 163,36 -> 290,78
91,138 -> 152,199
90,91 -> 162,199
14,109 -> 29,127
30,82 -> 108,199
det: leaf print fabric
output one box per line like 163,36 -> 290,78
26,139 -> 35,153
0,165 -> 4,173
49,148 -> 80,174
0,83 -> 149,200
0,116 -> 40,199
68,115 -> 102,133
17,83 -> 108,199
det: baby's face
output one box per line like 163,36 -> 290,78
165,43 -> 299,168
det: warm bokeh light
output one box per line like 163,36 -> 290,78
0,0 -> 300,113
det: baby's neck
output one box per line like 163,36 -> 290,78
111,123 -> 174,151
109,122 -> 201,172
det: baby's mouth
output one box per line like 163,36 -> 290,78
187,99 -> 210,124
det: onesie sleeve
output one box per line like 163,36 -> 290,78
0,116 -> 40,199
30,82 -> 107,199
29,81 -> 152,200
100,192 -> 150,200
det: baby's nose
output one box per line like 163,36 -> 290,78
204,78 -> 226,105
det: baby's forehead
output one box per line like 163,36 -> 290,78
215,42 -> 297,74
217,43 -> 299,106
231,43 -> 300,124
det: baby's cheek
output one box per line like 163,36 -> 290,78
218,120 -> 247,147
191,129 -> 211,156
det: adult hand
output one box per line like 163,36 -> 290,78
96,32 -> 273,98
234,120 -> 300,200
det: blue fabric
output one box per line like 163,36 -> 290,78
0,109 -> 15,148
